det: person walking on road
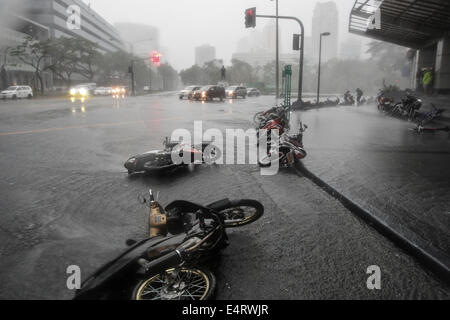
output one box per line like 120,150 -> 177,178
423,68 -> 434,96
356,88 -> 363,105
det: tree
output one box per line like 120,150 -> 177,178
227,59 -> 254,84
45,37 -> 78,86
96,51 -> 133,85
158,63 -> 178,91
10,35 -> 50,93
366,41 -> 408,74
180,65 -> 204,85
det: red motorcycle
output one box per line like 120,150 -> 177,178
258,123 -> 308,168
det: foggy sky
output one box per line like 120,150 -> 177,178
83,0 -> 359,71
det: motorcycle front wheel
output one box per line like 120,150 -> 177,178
133,267 -> 216,300
218,199 -> 264,228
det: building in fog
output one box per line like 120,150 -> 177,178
114,23 -> 159,57
0,0 -> 126,90
19,0 -> 125,52
231,52 -> 299,67
195,45 -> 216,67
0,2 -> 53,90
311,1 -> 339,62
236,22 -> 280,58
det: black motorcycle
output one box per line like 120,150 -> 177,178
125,137 -> 220,175
390,93 -> 422,119
74,190 -> 264,300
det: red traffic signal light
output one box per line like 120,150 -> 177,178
245,7 -> 256,28
151,50 -> 162,67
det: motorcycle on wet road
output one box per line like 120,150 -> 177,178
125,137 -> 220,175
74,190 -> 264,300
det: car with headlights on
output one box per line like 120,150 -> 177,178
1,86 -> 33,100
112,86 -> 127,98
192,85 -> 225,101
69,83 -> 96,98
179,85 -> 201,100
226,86 -> 247,99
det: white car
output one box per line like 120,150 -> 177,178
1,86 -> 33,100
179,85 -> 201,100
94,87 -> 113,96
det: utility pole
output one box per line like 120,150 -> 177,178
317,32 -> 330,105
272,0 -> 280,100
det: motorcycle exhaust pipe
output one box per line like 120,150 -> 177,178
138,250 -> 183,275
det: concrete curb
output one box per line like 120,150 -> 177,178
293,163 -> 450,286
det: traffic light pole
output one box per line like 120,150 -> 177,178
256,14 -> 304,103
131,60 -> 136,96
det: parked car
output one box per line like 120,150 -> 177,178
179,85 -> 201,100
69,83 -> 97,97
226,86 -> 247,99
1,86 -> 33,100
193,85 -> 226,101
247,88 -> 261,97
94,87 -> 113,96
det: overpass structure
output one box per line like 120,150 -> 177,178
349,0 -> 450,93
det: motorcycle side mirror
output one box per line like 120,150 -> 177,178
126,239 -> 137,247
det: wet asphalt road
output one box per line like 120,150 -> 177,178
0,94 -> 449,299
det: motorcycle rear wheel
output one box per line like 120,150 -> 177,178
218,199 -> 264,228
133,267 -> 216,300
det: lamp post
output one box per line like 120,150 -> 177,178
316,32 -> 330,105
270,0 -> 279,100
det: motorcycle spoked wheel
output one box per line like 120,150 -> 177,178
218,199 -> 264,228
133,267 -> 216,300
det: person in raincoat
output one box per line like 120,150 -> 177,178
423,68 -> 434,96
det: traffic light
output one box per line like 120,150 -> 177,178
293,34 -> 301,51
151,50 -> 162,67
245,7 -> 256,28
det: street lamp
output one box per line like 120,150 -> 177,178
316,32 -> 330,105
270,0 -> 279,100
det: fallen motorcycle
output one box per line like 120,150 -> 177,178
413,104 -> 445,125
259,123 -> 308,168
124,137 -> 220,175
253,105 -> 287,128
74,189 -> 264,300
